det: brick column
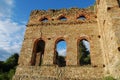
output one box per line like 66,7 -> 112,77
43,39 -> 54,65
90,38 -> 104,67
66,38 -> 77,66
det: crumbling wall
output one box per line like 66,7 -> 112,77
18,8 -> 103,67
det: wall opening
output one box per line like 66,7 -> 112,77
78,39 -> 91,66
54,39 -> 67,67
118,47 -> 120,52
59,17 -> 67,21
77,15 -> 86,20
31,39 -> 45,66
107,7 -> 111,11
41,18 -> 48,22
98,35 -> 101,38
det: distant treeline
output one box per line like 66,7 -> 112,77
0,53 -> 19,80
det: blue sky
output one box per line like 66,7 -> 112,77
0,0 -> 95,61
57,41 -> 67,57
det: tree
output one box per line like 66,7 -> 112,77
4,53 -> 19,72
8,69 -> 15,80
0,53 -> 19,80
0,61 -> 4,72
78,40 -> 91,66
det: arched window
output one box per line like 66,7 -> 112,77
77,15 -> 86,20
78,39 -> 91,66
54,39 -> 67,67
31,39 -> 45,66
41,18 -> 48,22
59,17 -> 67,21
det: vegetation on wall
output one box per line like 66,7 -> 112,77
0,53 -> 19,80
102,76 -> 116,80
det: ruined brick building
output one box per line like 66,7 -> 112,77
13,0 -> 120,80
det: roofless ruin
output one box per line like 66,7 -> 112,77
13,0 -> 120,80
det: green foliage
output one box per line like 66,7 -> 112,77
0,75 -> 4,80
0,72 -> 12,80
5,53 -> 19,68
83,54 -> 91,63
0,53 -> 19,80
103,76 -> 116,80
0,72 -> 9,80
0,61 -> 4,72
8,69 -> 15,80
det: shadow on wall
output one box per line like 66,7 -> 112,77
118,0 -> 120,7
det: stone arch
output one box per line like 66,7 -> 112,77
53,37 -> 67,67
77,36 -> 91,42
31,39 -> 45,66
77,37 -> 91,66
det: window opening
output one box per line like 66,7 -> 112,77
31,40 -> 45,66
78,39 -> 91,66
41,18 -> 48,22
54,39 -> 67,67
77,16 -> 86,20
59,17 -> 67,21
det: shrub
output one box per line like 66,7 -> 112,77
103,76 -> 116,80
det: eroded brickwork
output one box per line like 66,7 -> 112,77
13,0 -> 120,80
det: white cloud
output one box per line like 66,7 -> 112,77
4,0 -> 14,6
0,19 -> 25,60
58,49 -> 66,57
82,40 -> 90,51
0,0 -> 26,61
